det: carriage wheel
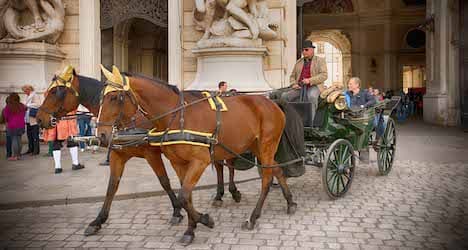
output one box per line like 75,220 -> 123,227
377,118 -> 396,175
321,139 -> 356,199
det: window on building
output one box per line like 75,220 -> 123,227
403,65 -> 426,89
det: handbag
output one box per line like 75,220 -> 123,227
29,107 -> 39,118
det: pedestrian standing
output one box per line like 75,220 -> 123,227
2,93 -> 26,161
1,96 -> 13,158
77,105 -> 92,152
43,110 -> 85,174
22,84 -> 41,155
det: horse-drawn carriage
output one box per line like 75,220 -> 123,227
266,85 -> 400,199
37,65 -> 400,245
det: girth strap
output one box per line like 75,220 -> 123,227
148,129 -> 214,147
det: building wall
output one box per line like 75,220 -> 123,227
301,0 -> 425,92
59,0 -> 81,71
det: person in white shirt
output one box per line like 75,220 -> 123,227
22,84 -> 41,155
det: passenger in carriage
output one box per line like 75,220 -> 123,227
345,77 -> 376,109
218,81 -> 228,93
281,40 -> 328,123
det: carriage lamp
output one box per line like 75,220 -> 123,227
334,95 -> 347,111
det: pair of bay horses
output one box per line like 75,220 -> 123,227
36,65 -> 297,245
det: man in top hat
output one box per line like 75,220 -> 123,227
281,40 -> 328,125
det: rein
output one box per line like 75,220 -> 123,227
101,81 -> 306,169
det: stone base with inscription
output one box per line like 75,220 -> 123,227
186,47 -> 272,91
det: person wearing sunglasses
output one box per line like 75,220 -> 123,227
281,40 -> 328,126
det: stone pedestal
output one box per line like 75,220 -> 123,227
186,47 -> 273,91
0,42 -> 66,93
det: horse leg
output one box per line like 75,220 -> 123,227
272,167 -> 297,214
227,160 -> 241,202
85,151 -> 129,236
145,151 -> 184,224
242,167 -> 273,230
212,162 -> 224,207
176,159 -> 214,245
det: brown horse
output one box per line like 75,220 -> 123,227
35,66 -> 242,236
96,67 -> 297,244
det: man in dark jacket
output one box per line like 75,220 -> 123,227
346,77 -> 376,109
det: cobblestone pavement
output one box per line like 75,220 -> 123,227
0,159 -> 467,249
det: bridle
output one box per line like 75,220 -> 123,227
96,79 -> 147,132
39,75 -> 79,125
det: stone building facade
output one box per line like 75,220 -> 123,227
0,0 -> 466,128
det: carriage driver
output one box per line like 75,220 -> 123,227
281,40 -> 328,124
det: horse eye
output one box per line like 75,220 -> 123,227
110,95 -> 118,101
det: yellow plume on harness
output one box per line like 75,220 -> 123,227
100,64 -> 131,95
46,65 -> 78,96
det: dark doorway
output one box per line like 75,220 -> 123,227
461,0 -> 468,130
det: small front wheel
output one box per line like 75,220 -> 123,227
377,118 -> 396,175
322,139 -> 356,199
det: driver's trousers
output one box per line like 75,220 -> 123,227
280,85 -> 320,125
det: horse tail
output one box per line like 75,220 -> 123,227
273,100 -> 306,177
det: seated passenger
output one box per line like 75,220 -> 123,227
281,40 -> 328,124
346,77 -> 376,109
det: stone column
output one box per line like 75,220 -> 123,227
168,0 -> 182,88
79,0 -> 101,79
383,22 -> 398,91
286,0 -> 297,83
424,0 -> 460,126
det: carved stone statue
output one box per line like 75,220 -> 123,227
0,0 -> 65,43
193,0 -> 278,48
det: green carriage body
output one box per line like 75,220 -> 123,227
303,100 -> 387,151
285,96 -> 398,199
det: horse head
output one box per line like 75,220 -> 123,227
96,65 -> 139,147
37,65 -> 80,129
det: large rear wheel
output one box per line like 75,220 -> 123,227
322,139 -> 356,199
377,118 -> 396,175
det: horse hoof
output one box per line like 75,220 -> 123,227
84,225 -> 100,236
211,199 -> 223,207
179,234 -> 194,246
287,202 -> 297,215
241,220 -> 255,231
200,213 -> 215,228
231,191 -> 242,203
169,215 -> 184,225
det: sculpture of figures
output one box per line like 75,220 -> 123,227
0,0 -> 65,43
193,0 -> 278,48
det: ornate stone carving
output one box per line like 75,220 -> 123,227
0,0 -> 65,43
193,0 -> 279,48
100,0 -> 168,29
301,0 -> 354,13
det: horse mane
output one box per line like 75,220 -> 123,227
123,72 -> 180,95
77,75 -> 104,106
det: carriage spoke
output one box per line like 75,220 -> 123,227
341,145 -> 349,164
339,175 -> 346,193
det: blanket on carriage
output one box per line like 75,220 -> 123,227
274,100 -> 306,177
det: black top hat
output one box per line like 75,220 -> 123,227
303,40 -> 316,49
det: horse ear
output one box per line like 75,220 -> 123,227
100,64 -> 114,82
112,65 -> 124,85
60,65 -> 74,81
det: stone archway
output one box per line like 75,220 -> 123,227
100,0 -> 168,81
306,30 -> 352,85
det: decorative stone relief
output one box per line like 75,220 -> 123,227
301,0 -> 354,13
193,0 -> 279,48
100,0 -> 168,29
0,0 -> 65,43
